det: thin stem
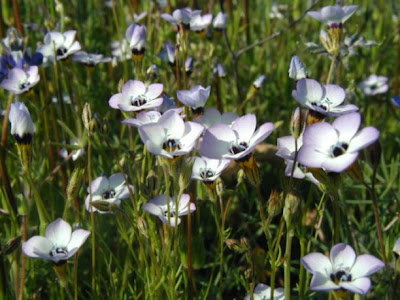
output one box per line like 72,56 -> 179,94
88,138 -> 96,297
18,215 -> 27,300
326,54 -> 338,84
284,225 -> 294,300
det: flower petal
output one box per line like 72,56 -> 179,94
22,236 -> 53,258
332,112 -> 360,143
145,83 -> 163,100
321,152 -> 359,173
347,127 -> 380,153
330,243 -> 356,271
231,114 -> 256,142
301,252 -> 333,275
350,254 -> 384,279
45,218 -> 72,247
199,124 -> 236,158
67,229 -> 90,253
310,272 -> 339,291
340,277 -> 371,295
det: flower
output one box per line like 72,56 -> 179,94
244,283 -> 285,300
1,66 -> 40,94
158,42 -> 176,66
213,63 -> 226,78
391,96 -> 400,108
359,75 -> 389,96
22,218 -> 90,263
37,30 -> 81,61
146,64 -> 159,78
185,57 -> 194,74
289,55 -> 308,80
213,12 -> 228,31
72,51 -> 111,66
269,3 -> 287,20
133,11 -> 147,22
122,110 -> 161,128
199,114 -> 274,161
307,5 -> 358,28
292,78 -> 358,117
297,112 -> 380,173
125,23 -> 147,55
177,85 -> 211,111
138,110 -> 203,159
191,157 -> 231,182
109,80 -> 163,112
276,135 -> 319,185
110,39 -> 131,61
190,13 -> 212,33
142,194 -> 195,227
1,27 -> 25,53
161,8 -> 200,28
394,238 -> 400,256
59,139 -> 84,161
194,107 -> 238,130
9,101 -> 35,144
85,173 -> 133,213
301,243 -> 384,295
253,75 -> 266,89
155,95 -> 180,113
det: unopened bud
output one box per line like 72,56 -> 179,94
90,200 -> 111,212
289,55 -> 308,80
146,170 -> 157,193
239,237 -> 250,251
346,161 -> 364,183
215,177 -> 224,198
179,158 -> 193,191
290,107 -> 304,139
283,190 -> 300,224
2,236 -> 21,255
267,190 -> 283,217
66,167 -> 84,200
367,141 -> 381,171
82,102 -> 92,133
117,79 -> 125,93
137,217 -> 148,238
225,238 -> 240,251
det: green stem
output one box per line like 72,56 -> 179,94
326,54 -> 338,84
284,225 -> 294,300
88,137 -> 96,297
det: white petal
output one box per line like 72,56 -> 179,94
347,127 -> 380,153
22,236 -> 53,258
330,243 -> 356,271
67,229 -> 90,252
45,218 -> 72,247
301,252 -> 333,275
340,277 -> 371,295
350,254 -> 384,279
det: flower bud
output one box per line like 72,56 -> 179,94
283,190 -> 300,224
290,107 -> 304,139
179,158 -> 194,191
137,217 -> 148,238
89,200 -> 112,212
66,167 -> 84,200
267,190 -> 283,217
367,140 -> 381,171
82,102 -> 92,132
288,55 -> 308,80
146,170 -> 158,194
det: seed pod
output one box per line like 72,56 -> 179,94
2,236 -> 22,255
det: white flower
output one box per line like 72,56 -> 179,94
125,23 -> 147,55
158,42 -> 175,65
194,107 -> 238,130
109,80 -> 163,112
1,66 -> 40,94
37,30 -> 81,61
72,51 -> 111,66
253,75 -> 266,89
213,63 -> 226,78
133,11 -> 147,22
301,243 -> 384,295
213,12 -> 228,30
190,13 -> 212,32
59,139 -> 84,161
359,75 -> 389,96
161,8 -> 200,28
191,157 -> 231,182
177,85 -> 211,109
22,218 -> 90,263
308,5 -> 358,27
85,173 -> 133,214
110,39 -> 131,61
122,110 -> 162,128
244,283 -> 285,300
9,101 -> 35,144
288,55 -> 308,80
394,238 -> 400,256
142,194 -> 196,227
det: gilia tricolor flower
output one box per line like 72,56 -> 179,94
359,75 -> 389,96
1,66 -> 40,94
191,156 -> 230,183
288,55 -> 308,80
307,5 -> 358,28
301,243 -> 384,295
138,110 -> 203,159
297,112 -> 379,173
213,12 -> 228,31
37,30 -> 81,61
22,218 -> 90,263
109,80 -> 163,112
161,8 -> 200,29
158,42 -> 176,66
244,283 -> 285,300
292,78 -> 358,121
199,114 -> 274,186
177,85 -> 211,116
9,101 -> 35,144
122,110 -> 161,128
125,23 -> 147,59
85,173 -> 133,214
142,194 -> 195,227
72,51 -> 111,67
190,13 -> 212,34
194,107 -> 238,130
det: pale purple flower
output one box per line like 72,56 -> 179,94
307,5 -> 358,28
138,110 -> 203,159
289,55 -> 308,80
125,23 -> 147,55
177,85 -> 211,110
110,39 -> 131,61
72,51 -> 111,66
191,157 -> 231,182
37,30 -> 81,61
301,243 -> 384,295
22,218 -> 90,263
122,110 -> 161,128
1,66 -> 40,94
190,13 -> 212,32
244,283 -> 285,300
394,238 -> 400,256
297,112 -> 379,173
194,107 -> 238,130
158,42 -> 175,65
9,101 -> 35,144
133,11 -> 147,22
213,63 -> 226,78
109,80 -> 163,112
185,57 -> 194,73
359,75 -> 389,96
142,194 -> 195,227
161,8 -> 200,28
253,75 -> 266,89
85,173 -> 133,213
292,78 -> 358,116
59,139 -> 84,161
276,135 -> 319,185
155,94 -> 179,113
199,114 -> 274,160
147,64 -> 159,78
213,12 -> 228,31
